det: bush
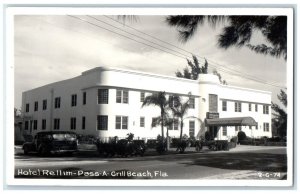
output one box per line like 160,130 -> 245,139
237,131 -> 247,142
146,139 -> 157,149
205,131 -> 211,141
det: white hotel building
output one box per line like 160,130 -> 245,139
21,67 -> 272,141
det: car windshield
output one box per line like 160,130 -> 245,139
52,133 -> 76,141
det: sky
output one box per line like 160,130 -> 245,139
14,15 -> 287,110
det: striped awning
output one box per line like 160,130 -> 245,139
205,117 -> 258,126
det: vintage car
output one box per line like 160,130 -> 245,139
22,131 -> 78,156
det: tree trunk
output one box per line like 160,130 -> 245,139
180,119 -> 183,141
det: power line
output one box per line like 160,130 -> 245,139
103,15 -> 285,88
67,15 -> 189,61
68,15 -> 285,89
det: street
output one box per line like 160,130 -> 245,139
14,145 -> 287,180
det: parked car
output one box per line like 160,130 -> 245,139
22,131 -> 78,156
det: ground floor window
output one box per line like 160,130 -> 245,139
140,117 -> 145,127
222,126 -> 227,136
97,115 -> 108,130
235,126 -> 241,131
42,119 -> 46,130
54,118 -> 60,130
189,120 -> 195,137
115,116 -> 128,129
24,121 -> 29,130
70,117 -> 76,130
263,122 -> 270,132
33,120 -> 38,130
82,117 -> 86,130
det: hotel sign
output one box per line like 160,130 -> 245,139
206,112 -> 219,119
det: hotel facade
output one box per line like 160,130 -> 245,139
21,67 -> 272,141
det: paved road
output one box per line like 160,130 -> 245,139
14,145 -> 287,180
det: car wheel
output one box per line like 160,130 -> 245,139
23,146 -> 29,155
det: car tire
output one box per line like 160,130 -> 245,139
23,146 -> 29,155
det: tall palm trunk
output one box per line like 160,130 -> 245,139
160,108 -> 164,139
179,118 -> 184,141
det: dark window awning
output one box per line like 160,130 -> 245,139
205,117 -> 258,126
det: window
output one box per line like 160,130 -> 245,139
140,117 -> 145,127
256,124 -> 258,130
169,96 -> 174,107
42,119 -> 46,130
222,101 -> 227,111
116,90 -> 128,104
249,126 -> 252,129
97,115 -> 108,130
54,97 -> 61,109
42,99 -> 47,110
98,89 -> 109,104
34,101 -> 38,111
140,92 -> 145,102
54,118 -> 60,130
82,117 -> 85,130
25,103 -> 30,112
70,117 -> 76,130
235,102 -> 242,112
33,120 -> 37,130
115,116 -> 128,129
263,105 -> 269,114
263,123 -> 270,132
249,103 -> 252,111
83,92 -> 86,105
209,94 -> 218,112
24,121 -> 29,130
255,104 -> 258,112
169,119 -> 179,130
71,94 -> 77,107
222,126 -> 227,136
235,126 -> 242,131
189,121 -> 195,137
189,97 -> 195,109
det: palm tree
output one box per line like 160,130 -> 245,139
271,90 -> 287,137
166,16 -> 287,59
142,91 -> 169,141
176,55 -> 208,80
171,95 -> 191,141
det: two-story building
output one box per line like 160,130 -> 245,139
21,66 -> 272,141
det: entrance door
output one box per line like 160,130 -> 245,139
209,126 -> 218,140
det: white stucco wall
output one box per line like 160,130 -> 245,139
21,66 -> 272,140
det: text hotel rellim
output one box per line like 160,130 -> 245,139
21,67 -> 272,141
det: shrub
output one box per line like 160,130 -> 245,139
237,131 -> 247,142
205,131 -> 211,141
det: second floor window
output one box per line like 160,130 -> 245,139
249,103 -> 252,111
83,92 -> 86,105
98,89 -> 109,104
255,104 -> 258,112
25,103 -> 29,112
71,94 -> 77,107
140,92 -> 145,102
189,97 -> 195,109
235,102 -> 242,112
43,99 -> 47,110
263,105 -> 269,114
34,101 -> 38,111
54,97 -> 61,109
116,90 -> 128,104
